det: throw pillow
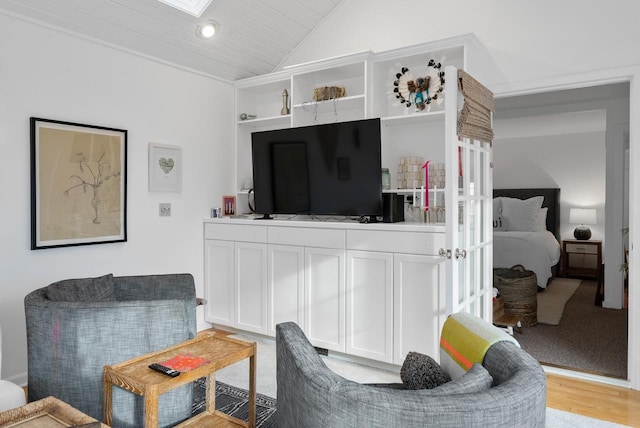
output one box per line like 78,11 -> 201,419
493,198 -> 507,231
500,196 -> 544,232
493,216 -> 507,231
400,351 -> 451,390
47,273 -> 116,302
492,198 -> 502,222
537,207 -> 548,231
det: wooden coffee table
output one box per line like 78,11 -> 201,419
103,332 -> 256,428
0,396 -> 108,427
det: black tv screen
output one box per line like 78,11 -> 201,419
251,118 -> 382,217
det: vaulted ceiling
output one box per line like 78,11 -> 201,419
0,0 -> 344,81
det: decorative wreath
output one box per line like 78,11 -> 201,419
393,59 -> 445,111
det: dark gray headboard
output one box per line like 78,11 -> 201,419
493,188 -> 561,240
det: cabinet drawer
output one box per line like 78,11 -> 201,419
565,243 -> 598,254
269,226 -> 345,249
204,223 -> 267,242
347,229 -> 445,255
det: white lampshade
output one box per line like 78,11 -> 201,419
569,208 -> 596,225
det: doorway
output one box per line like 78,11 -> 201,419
492,82 -> 630,381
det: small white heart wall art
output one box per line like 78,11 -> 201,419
149,143 -> 182,192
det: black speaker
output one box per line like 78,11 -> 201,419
383,193 -> 404,223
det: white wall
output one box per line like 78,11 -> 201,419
281,0 -> 640,89
493,131 -> 607,241
0,14 -> 233,383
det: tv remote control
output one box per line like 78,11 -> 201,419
148,363 -> 180,377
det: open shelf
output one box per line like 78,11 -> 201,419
233,37 -> 476,199
237,114 -> 290,127
380,110 -> 445,127
293,94 -> 365,111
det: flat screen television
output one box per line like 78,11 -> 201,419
251,118 -> 382,219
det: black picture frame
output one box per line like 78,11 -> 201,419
30,117 -> 127,249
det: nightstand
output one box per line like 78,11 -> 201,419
562,239 -> 603,305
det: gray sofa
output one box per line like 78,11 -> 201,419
24,273 -> 197,428
276,321 -> 546,428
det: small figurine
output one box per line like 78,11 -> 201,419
281,89 -> 290,115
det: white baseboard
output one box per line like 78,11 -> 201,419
543,365 -> 629,389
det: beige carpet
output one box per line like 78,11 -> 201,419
537,278 -> 582,325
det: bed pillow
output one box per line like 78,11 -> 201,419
501,196 -> 544,232
493,198 -> 507,231
493,216 -> 507,231
537,207 -> 548,231
493,198 -> 502,220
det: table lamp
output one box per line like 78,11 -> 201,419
569,208 -> 596,240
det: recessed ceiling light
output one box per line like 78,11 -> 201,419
197,20 -> 217,38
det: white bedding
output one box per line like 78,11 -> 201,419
493,230 -> 561,288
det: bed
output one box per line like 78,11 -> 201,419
493,188 -> 562,289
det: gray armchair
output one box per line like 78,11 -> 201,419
24,273 -> 197,428
276,320 -> 546,428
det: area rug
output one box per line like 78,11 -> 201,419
518,280 -> 628,379
191,378 -> 277,428
538,278 -> 581,325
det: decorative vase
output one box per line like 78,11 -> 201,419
281,89 -> 290,115
574,226 -> 592,240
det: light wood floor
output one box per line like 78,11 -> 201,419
548,373 -> 640,426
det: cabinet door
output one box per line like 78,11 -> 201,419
204,239 -> 234,326
234,242 -> 268,334
267,244 -> 305,337
393,254 -> 446,365
304,247 -> 346,352
346,250 -> 393,363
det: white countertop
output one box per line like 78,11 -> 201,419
203,214 -> 445,233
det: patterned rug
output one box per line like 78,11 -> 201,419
191,378 -> 277,427
537,277 -> 581,325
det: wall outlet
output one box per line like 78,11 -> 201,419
159,203 -> 171,217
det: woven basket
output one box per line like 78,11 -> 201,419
313,86 -> 346,101
493,265 -> 538,326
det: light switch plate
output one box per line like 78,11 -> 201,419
159,203 -> 171,216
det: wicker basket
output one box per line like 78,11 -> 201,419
313,86 -> 346,101
493,265 -> 538,326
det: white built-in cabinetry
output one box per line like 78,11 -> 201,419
233,36 -> 480,210
204,220 -> 446,363
204,34 -> 493,366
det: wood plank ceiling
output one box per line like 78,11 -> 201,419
0,0 -> 344,81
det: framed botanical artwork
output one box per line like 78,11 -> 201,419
222,195 -> 237,216
148,142 -> 182,192
30,117 -> 127,250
